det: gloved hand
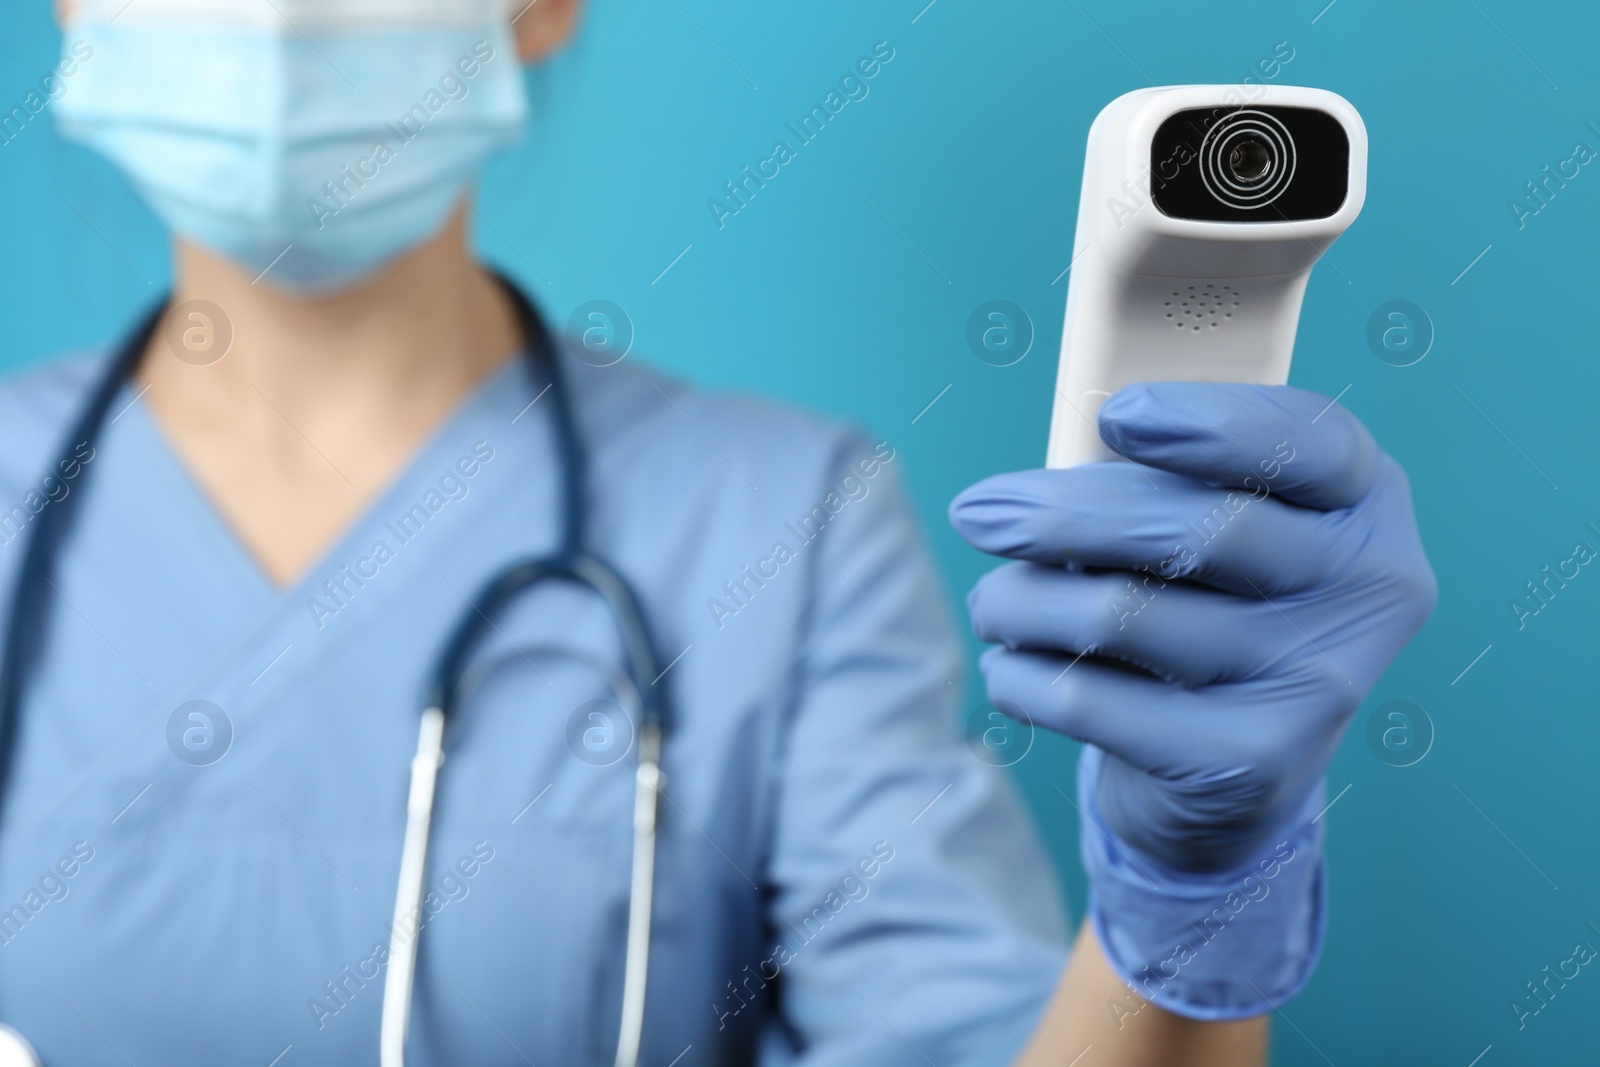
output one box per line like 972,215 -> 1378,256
950,382 -> 1436,874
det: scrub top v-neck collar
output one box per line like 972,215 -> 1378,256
116,352 -> 537,607
7,350 -> 558,838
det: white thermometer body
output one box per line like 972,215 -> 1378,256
1047,85 -> 1368,468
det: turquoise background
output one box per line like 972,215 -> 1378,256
3,0 -> 1598,1062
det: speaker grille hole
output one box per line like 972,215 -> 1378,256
1168,285 -> 1242,331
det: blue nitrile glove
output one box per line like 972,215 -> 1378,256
949,382 -> 1436,1018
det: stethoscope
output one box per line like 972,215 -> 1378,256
0,276 -> 671,1067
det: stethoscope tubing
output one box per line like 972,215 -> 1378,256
0,278 -> 671,1067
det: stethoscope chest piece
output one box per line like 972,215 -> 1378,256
0,1023 -> 39,1067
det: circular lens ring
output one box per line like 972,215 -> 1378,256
1211,125 -> 1286,199
1214,121 -> 1289,195
1199,110 -> 1297,210
1208,121 -> 1290,201
1204,116 -> 1291,202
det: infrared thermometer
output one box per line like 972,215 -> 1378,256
1046,85 -> 1368,468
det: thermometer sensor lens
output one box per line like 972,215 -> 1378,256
1229,139 -> 1273,182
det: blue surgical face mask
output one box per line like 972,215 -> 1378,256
54,0 -> 528,293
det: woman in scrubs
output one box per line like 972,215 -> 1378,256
0,0 -> 1436,1063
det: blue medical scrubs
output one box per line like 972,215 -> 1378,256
0,333 -> 1066,1065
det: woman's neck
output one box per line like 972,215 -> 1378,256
141,207 -> 523,429
134,205 -> 526,587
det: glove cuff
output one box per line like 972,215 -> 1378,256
1077,746 -> 1328,1021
